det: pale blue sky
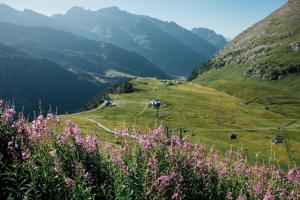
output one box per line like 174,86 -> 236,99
0,0 -> 287,38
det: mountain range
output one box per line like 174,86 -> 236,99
0,21 -> 168,79
0,4 -> 226,76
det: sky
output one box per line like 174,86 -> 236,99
0,0 -> 287,38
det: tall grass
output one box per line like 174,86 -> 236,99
0,99 -> 299,199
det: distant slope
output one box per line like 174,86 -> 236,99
189,0 -> 300,119
0,4 -> 218,76
190,0 -> 300,81
0,21 -> 168,79
0,43 -> 104,115
141,17 -> 218,58
191,28 -> 227,49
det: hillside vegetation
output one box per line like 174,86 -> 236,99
190,0 -> 300,81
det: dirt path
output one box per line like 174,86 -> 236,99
136,102 -> 149,117
84,118 -> 114,134
71,103 -> 106,116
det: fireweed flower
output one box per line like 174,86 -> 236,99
64,177 -> 74,186
31,115 -> 51,142
58,120 -> 82,145
172,191 -> 181,200
7,138 -> 18,152
0,99 -> 3,108
21,149 -> 30,162
82,135 -> 99,153
7,140 -> 14,151
183,159 -> 191,169
47,113 -> 60,126
155,171 -> 181,193
225,190 -> 233,200
54,160 -> 62,174
155,175 -> 170,192
278,189 -> 286,199
182,138 -> 191,152
218,165 -> 227,176
288,191 -> 297,200
147,156 -> 158,174
2,106 -> 15,123
254,182 -> 263,195
49,149 -> 57,158
286,168 -> 300,182
263,191 -> 275,200
12,118 -> 29,134
236,194 -> 247,200
75,134 -> 83,145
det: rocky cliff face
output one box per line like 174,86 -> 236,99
190,0 -> 300,81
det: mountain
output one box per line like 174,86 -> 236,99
0,43 -> 105,115
191,28 -> 227,49
189,0 -> 300,118
0,21 -> 168,79
0,4 -> 218,76
190,0 -> 300,81
51,6 -> 218,75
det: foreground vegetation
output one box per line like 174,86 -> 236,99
0,100 -> 299,199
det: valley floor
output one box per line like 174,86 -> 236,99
62,77 -> 300,168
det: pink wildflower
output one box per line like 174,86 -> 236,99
254,182 -> 262,195
226,190 -> 233,200
147,155 -> 158,173
0,99 -> 3,108
155,175 -> 170,192
172,192 -> 181,200
54,160 -> 62,174
49,149 -> 56,158
30,115 -> 51,142
263,191 -> 275,200
21,149 -> 30,162
12,118 -> 29,134
64,177 -> 74,186
288,191 -> 297,200
2,106 -> 15,123
236,194 -> 247,200
82,135 -> 99,153
7,138 -> 18,151
47,113 -> 60,125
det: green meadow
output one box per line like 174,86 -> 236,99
63,77 -> 300,168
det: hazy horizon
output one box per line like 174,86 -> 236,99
0,0 -> 287,38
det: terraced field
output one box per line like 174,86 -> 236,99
62,78 -> 300,168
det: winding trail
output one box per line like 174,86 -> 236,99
136,102 -> 149,117
71,103 -> 106,116
84,118 -> 114,134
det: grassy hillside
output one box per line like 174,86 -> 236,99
193,64 -> 300,119
63,78 -> 300,168
189,0 -> 300,81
